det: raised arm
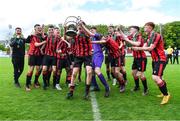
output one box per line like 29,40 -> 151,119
123,37 -> 141,46
61,37 -> 71,48
79,21 -> 95,37
120,30 -> 141,46
91,39 -> 106,44
9,38 -> 17,47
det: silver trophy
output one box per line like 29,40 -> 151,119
64,16 -> 81,37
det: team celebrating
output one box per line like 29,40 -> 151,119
10,20 -> 170,105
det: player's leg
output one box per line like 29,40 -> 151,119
111,67 -> 117,86
95,67 -> 110,97
111,59 -> 117,86
120,55 -> 127,84
42,55 -> 49,90
52,65 -> 57,89
66,56 -> 82,99
112,58 -> 125,92
34,65 -> 41,88
83,56 -> 93,99
47,66 -> 52,87
25,55 -> 35,91
105,55 -> 111,80
131,58 -> 139,91
51,56 -> 57,88
120,66 -> 127,84
139,72 -> 148,95
91,70 -> 100,91
26,66 -> 34,91
115,66 -> 125,93
91,60 -> 100,91
65,66 -> 72,86
34,56 -> 42,87
84,65 -> 92,99
78,66 -> 82,82
56,68 -> 62,89
42,65 -> 48,90
66,67 -> 80,98
131,69 -> 139,91
152,61 -> 170,104
138,58 -> 148,95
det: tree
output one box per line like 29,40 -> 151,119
163,21 -> 180,49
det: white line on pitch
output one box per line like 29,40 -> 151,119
90,91 -> 102,121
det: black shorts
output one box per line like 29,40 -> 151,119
105,54 -> 112,64
120,55 -> 125,66
74,55 -> 92,68
132,58 -> 147,72
28,55 -> 43,66
42,55 -> 57,66
152,61 -> 166,76
57,58 -> 70,70
68,54 -> 74,64
111,57 -> 121,67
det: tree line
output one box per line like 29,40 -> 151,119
0,21 -> 179,51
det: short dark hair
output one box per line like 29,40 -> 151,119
129,26 -> 140,31
15,27 -> 21,30
34,24 -> 40,28
90,26 -> 97,30
54,27 -> 59,29
144,22 -> 155,29
48,25 -> 54,29
108,25 -> 114,29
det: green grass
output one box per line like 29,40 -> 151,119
0,57 -> 180,120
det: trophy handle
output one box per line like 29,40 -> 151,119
64,16 -> 81,26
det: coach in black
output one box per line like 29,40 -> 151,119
10,27 -> 25,88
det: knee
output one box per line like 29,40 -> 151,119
111,69 -> 115,74
132,71 -> 136,77
72,69 -> 78,77
86,68 -> 92,75
42,66 -> 47,71
140,73 -> 145,79
115,69 -> 119,75
152,75 -> 160,84
95,68 -> 101,75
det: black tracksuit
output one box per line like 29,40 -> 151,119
10,37 -> 25,83
173,49 -> 179,64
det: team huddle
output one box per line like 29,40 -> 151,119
9,21 -> 170,105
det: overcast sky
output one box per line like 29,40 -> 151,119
0,0 -> 179,39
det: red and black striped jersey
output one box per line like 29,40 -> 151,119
146,32 -> 166,62
74,33 -> 92,57
129,33 -> 147,59
67,39 -> 75,55
27,35 -> 44,56
106,37 -> 120,59
115,35 -> 125,56
44,36 -> 58,57
56,40 -> 68,59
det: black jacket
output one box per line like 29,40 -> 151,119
173,49 -> 179,56
10,37 -> 25,57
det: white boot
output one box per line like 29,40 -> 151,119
112,78 -> 117,86
55,84 -> 62,91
